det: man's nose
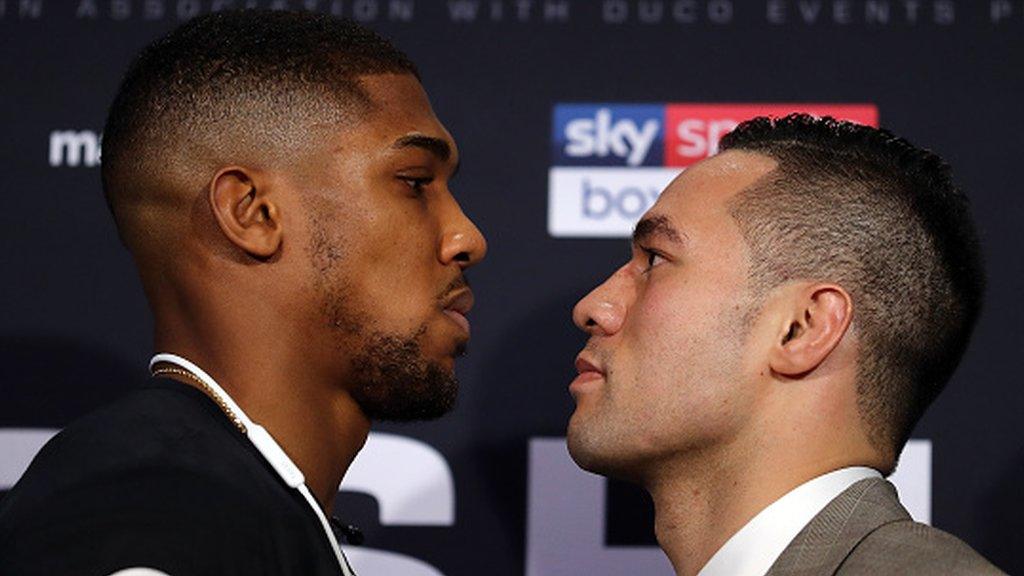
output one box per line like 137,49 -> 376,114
440,197 -> 488,269
572,265 -> 631,337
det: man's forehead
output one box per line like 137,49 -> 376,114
637,151 -> 777,244
656,151 -> 778,206
316,76 -> 457,163
359,74 -> 442,127
365,77 -> 456,149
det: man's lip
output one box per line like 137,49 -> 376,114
574,354 -> 604,376
571,353 -> 604,395
443,288 -> 474,315
442,288 -> 473,336
444,309 -> 471,336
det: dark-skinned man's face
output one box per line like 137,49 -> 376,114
283,73 -> 486,421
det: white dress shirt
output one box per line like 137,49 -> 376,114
697,467 -> 883,576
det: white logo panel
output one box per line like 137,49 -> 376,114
548,167 -> 681,238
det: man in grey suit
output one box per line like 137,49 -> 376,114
567,114 -> 1004,575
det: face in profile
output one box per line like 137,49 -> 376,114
286,73 -> 487,421
567,151 -> 777,481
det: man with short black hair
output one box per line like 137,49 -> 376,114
568,114 -> 1003,575
0,10 -> 485,575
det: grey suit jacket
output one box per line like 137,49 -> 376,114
765,477 -> 1005,575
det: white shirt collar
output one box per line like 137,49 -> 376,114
697,466 -> 882,576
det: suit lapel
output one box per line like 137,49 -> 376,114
765,478 -> 910,576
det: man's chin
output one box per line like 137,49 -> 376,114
566,418 -> 607,473
567,419 -> 646,482
357,369 -> 458,422
437,345 -> 465,370
347,330 -> 460,422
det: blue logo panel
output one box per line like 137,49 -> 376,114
551,104 -> 665,167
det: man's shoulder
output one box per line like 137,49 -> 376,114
0,471 -> 315,576
46,378 -> 236,445
32,380 -> 257,458
1,380 -> 301,523
0,382 -> 330,575
768,477 -> 1005,576
840,519 -> 1006,575
4,381 -> 271,501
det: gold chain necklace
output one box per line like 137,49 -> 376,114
151,366 -> 248,435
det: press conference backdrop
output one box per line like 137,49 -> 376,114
1,2 -> 1022,574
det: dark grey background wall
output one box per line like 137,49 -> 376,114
1,1 -> 1022,574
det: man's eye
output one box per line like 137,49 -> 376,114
399,177 -> 432,195
641,248 -> 666,273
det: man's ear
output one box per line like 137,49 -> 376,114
769,283 -> 853,377
208,167 -> 283,260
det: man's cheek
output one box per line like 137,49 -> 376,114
633,289 -> 691,339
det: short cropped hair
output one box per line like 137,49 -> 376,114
101,10 -> 417,246
720,114 -> 985,469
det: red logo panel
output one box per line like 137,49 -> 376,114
663,104 -> 879,167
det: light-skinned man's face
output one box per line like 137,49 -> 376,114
568,151 -> 777,481
282,73 -> 486,421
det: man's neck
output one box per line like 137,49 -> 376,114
239,374 -> 370,511
153,339 -> 370,512
645,448 -> 870,576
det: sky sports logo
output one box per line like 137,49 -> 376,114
548,103 -> 879,238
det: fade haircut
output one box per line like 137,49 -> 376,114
101,10 -> 418,248
720,114 -> 985,470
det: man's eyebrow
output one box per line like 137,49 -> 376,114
633,214 -> 685,246
391,133 -> 460,177
392,134 -> 452,162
